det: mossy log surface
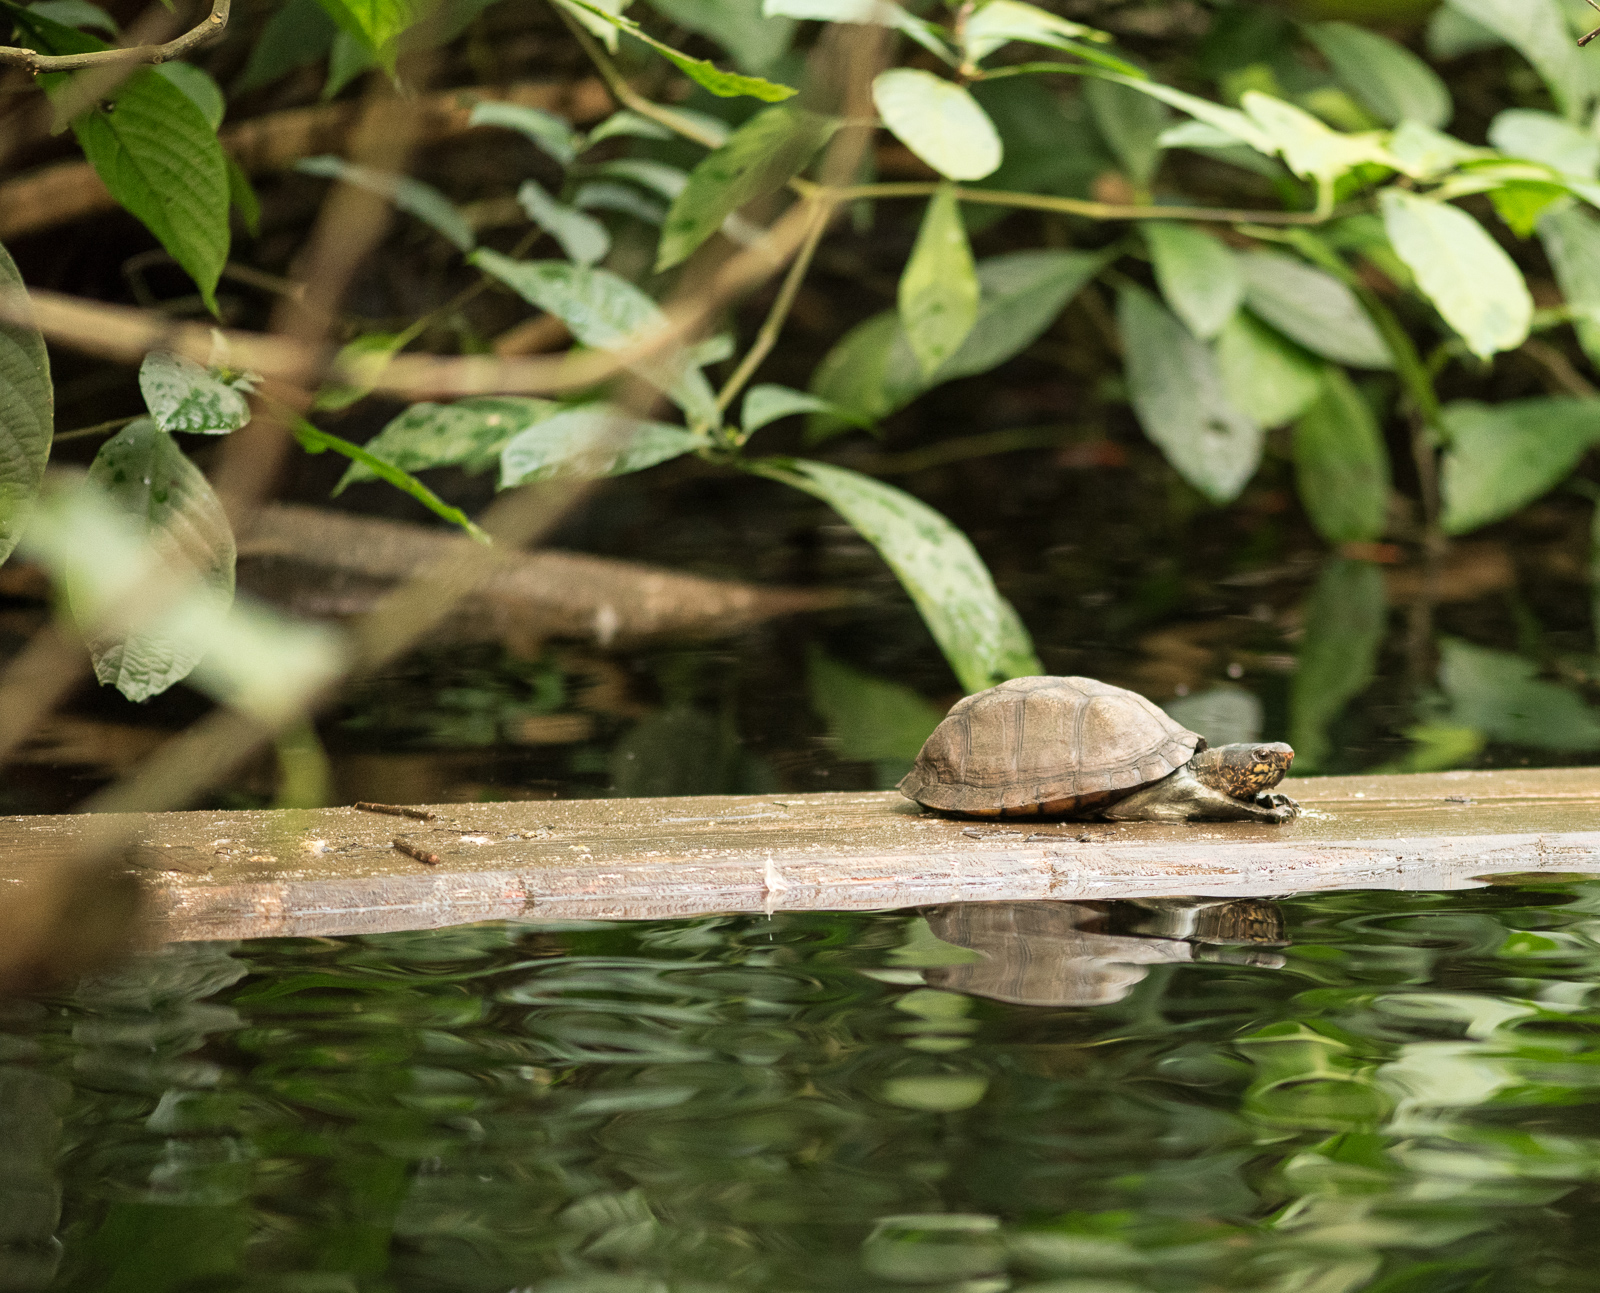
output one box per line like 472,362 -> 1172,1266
3,768 -> 1597,941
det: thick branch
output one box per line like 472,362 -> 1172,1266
0,0 -> 230,73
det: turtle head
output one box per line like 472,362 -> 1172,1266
1190,742 -> 1294,800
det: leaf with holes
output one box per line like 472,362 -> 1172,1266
0,240 -> 52,568
336,397 -> 562,491
752,457 -> 1039,692
139,351 -> 253,435
1118,285 -> 1262,505
499,405 -> 701,485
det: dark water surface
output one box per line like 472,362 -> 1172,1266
8,885 -> 1600,1291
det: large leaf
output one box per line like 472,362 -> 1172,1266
1538,203 -> 1600,371
1440,397 -> 1600,534
1143,222 -> 1241,340
1214,312 -> 1321,429
1439,637 -> 1600,750
1289,557 -> 1386,772
1379,190 -> 1531,360
80,419 -> 236,702
899,186 -> 979,378
872,69 -> 1002,182
297,156 -> 474,251
518,180 -> 610,268
1292,367 -> 1390,545
1084,77 -> 1169,187
1304,21 -> 1452,129
499,405 -> 700,485
1487,109 -> 1599,178
139,351 -> 253,436
755,458 -> 1039,692
1237,251 -> 1393,369
335,396 -> 561,491
647,0 -> 794,74
1117,286 -> 1263,506
657,106 -> 836,270
809,250 -> 1101,435
72,70 -> 230,313
471,250 -> 719,427
563,0 -> 797,100
1443,0 -> 1590,121
0,240 -> 52,568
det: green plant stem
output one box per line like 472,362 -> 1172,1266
797,180 -> 1337,227
553,4 -> 727,149
719,201 -> 830,425
52,415 -> 138,443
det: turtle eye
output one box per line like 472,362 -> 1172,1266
1252,746 -> 1273,761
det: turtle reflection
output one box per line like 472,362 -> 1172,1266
922,899 -> 1288,1007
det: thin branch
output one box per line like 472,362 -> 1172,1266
720,200 -> 830,419
1582,0 -> 1600,47
0,0 -> 230,74
1523,337 -> 1598,398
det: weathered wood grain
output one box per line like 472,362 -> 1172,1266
2,768 -> 1596,941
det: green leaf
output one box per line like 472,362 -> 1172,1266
1443,0 -> 1591,121
336,396 -> 560,491
71,70 -> 230,313
764,0 -> 955,65
296,156 -> 474,252
872,69 -> 1002,182
1117,285 -> 1262,506
647,0 -> 794,75
518,179 -> 610,268
1239,91 -> 1396,187
962,0 -> 1128,73
312,0 -> 422,65
1289,557 -> 1385,771
1387,120 -> 1493,178
1214,312 -> 1321,428
808,250 -> 1101,436
312,332 -> 407,412
498,405 -> 700,485
656,106 -> 836,271
899,186 -> 979,378
741,384 -> 854,435
1440,397 -> 1600,534
594,158 -> 690,202
0,240 -> 52,568
573,181 -> 667,225
471,249 -> 720,427
1487,109 -> 1598,178
468,101 -> 579,166
1304,21 -> 1452,130
81,419 -> 236,702
226,155 -> 262,237
1093,73 -> 1278,157
139,351 -> 253,435
1292,367 -> 1390,545
1439,637 -> 1600,750
323,27 -> 375,96
1237,250 -> 1393,369
753,458 -> 1039,692
584,109 -> 674,146
28,0 -> 116,33
1084,76 -> 1169,187
293,419 -> 489,542
235,0 -> 337,93
807,649 -> 943,765
154,63 -> 225,131
1142,222 -> 1241,340
1488,181 -> 1570,238
1379,189 -> 1532,360
1538,203 -> 1600,371
563,0 -> 797,100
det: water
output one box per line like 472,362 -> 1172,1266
8,883 -> 1600,1291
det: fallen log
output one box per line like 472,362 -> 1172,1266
0,767 -> 1595,942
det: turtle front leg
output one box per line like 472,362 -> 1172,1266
1103,771 -> 1299,823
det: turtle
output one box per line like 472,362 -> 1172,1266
898,675 -> 1299,823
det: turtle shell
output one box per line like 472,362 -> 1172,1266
898,676 -> 1203,818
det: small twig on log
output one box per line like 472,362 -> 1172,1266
392,838 -> 442,866
356,802 -> 437,821
0,0 -> 230,74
